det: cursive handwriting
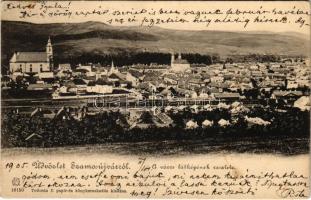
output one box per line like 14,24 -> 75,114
4,158 -> 309,198
2,2 -> 310,29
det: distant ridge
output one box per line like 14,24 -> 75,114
1,20 -> 310,66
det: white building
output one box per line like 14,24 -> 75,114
170,53 -> 190,72
58,64 -> 71,71
211,76 -> 224,83
9,37 -> 53,74
86,84 -> 113,94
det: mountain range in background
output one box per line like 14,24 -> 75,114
1,20 -> 310,68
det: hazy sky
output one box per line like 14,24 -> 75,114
2,1 -> 310,35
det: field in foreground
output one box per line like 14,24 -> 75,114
1,136 -> 309,157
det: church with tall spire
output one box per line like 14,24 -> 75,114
9,37 -> 54,74
108,60 -> 119,75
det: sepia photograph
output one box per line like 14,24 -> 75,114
1,1 -> 310,198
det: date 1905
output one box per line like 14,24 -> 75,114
5,162 -> 29,172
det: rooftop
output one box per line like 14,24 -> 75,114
214,93 -> 241,99
173,58 -> 189,65
11,52 -> 48,63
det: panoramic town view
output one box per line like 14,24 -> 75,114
1,21 -> 310,155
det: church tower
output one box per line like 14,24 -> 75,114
171,53 -> 175,65
109,60 -> 118,75
178,52 -> 182,59
111,60 -> 115,69
46,37 -> 53,71
46,37 -> 53,60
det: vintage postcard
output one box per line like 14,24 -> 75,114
0,0 -> 310,198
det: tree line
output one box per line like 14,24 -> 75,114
54,52 -> 219,67
1,107 -> 309,155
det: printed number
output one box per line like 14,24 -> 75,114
11,188 -> 24,193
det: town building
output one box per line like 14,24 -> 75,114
170,53 -> 190,72
108,61 -> 119,75
58,64 -> 72,71
9,37 -> 53,74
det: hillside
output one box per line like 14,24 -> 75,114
1,20 -> 310,67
